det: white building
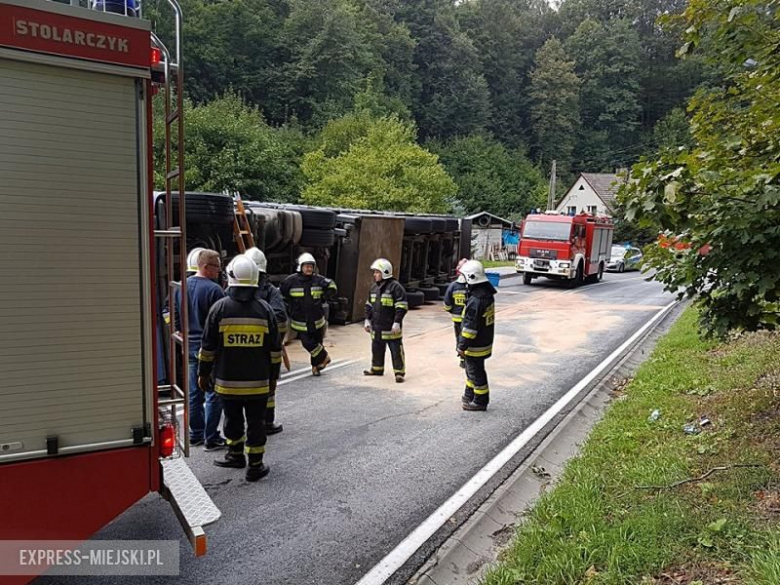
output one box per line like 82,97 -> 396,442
464,211 -> 518,260
555,173 -> 624,217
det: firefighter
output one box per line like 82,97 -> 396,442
174,249 -> 226,449
245,247 -> 287,435
280,253 -> 338,376
457,260 -> 496,412
443,258 -> 469,367
363,259 -> 408,383
198,255 -> 282,481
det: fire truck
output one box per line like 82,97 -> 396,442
515,212 -> 614,286
0,0 -> 219,579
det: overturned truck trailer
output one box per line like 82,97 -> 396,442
166,194 -> 471,323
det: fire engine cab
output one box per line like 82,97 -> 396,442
0,0 -> 219,580
515,212 -> 614,286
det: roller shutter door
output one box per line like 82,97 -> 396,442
0,58 -> 148,462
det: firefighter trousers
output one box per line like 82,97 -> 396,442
222,395 -> 268,464
266,368 -> 279,425
371,335 -> 405,376
453,322 -> 465,368
298,328 -> 328,368
463,357 -> 489,406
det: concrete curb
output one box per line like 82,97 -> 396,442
407,301 -> 687,585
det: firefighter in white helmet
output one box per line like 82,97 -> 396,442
198,255 -> 282,481
244,247 -> 287,434
443,258 -> 469,368
363,258 -> 408,382
279,253 -> 338,376
186,247 -> 205,274
457,260 -> 496,411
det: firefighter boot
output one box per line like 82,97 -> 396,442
266,422 -> 283,435
214,445 -> 246,469
246,455 -> 270,482
395,374 -> 405,383
317,355 -> 332,372
364,368 -> 383,376
462,401 -> 488,412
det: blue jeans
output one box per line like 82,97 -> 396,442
189,348 -> 223,443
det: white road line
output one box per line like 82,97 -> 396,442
281,359 -> 348,379
278,359 -> 359,386
354,299 -> 678,585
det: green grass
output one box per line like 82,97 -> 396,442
482,308 -> 780,585
481,260 -> 516,268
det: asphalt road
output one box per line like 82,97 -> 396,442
36,271 -> 674,585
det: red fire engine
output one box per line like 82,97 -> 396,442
515,212 -> 614,286
0,0 -> 218,580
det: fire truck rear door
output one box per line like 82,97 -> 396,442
0,57 -> 152,462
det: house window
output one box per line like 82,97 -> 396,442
587,205 -> 598,215
567,206 -> 577,216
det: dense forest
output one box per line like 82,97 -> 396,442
148,0 -> 705,217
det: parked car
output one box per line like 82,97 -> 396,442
606,245 -> 642,272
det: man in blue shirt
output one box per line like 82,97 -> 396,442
175,249 -> 226,449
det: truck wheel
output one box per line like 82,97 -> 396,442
420,286 -> 440,302
404,217 -> 432,234
568,263 -> 584,288
286,206 -> 337,230
299,228 -> 335,247
523,273 -> 533,285
407,290 -> 425,308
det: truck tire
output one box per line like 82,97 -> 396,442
407,290 -> 425,308
169,192 -> 234,225
287,206 -> 337,230
299,228 -> 335,247
568,262 -> 584,288
420,286 -> 440,302
430,218 -> 447,233
404,217 -> 432,235
523,273 -> 533,285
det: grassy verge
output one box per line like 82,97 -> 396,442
482,260 -> 516,268
483,308 -> 780,585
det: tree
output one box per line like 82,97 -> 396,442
529,38 -> 581,173
431,134 -> 547,218
651,107 -> 693,152
153,93 -> 305,202
396,0 -> 491,140
301,113 -> 456,212
276,0 -> 379,126
566,18 -> 643,170
459,0 -> 556,147
620,0 -> 780,337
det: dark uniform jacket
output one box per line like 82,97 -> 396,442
365,278 -> 408,339
255,277 -> 288,335
457,282 -> 496,359
442,280 -> 468,323
279,272 -> 337,333
198,287 -> 283,398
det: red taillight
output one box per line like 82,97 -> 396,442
159,424 -> 175,458
151,47 -> 162,67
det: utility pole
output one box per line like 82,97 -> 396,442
547,160 -> 557,212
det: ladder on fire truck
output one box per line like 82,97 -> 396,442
151,5 -> 221,555
233,194 -> 255,253
151,26 -> 192,457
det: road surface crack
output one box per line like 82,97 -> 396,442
359,400 -> 447,429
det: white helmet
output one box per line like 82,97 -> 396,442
226,255 -> 258,288
297,252 -> 317,272
370,258 -> 393,279
460,260 -> 488,286
186,247 -> 205,273
244,247 -> 268,273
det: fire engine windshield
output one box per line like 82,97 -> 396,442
522,221 -> 572,241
